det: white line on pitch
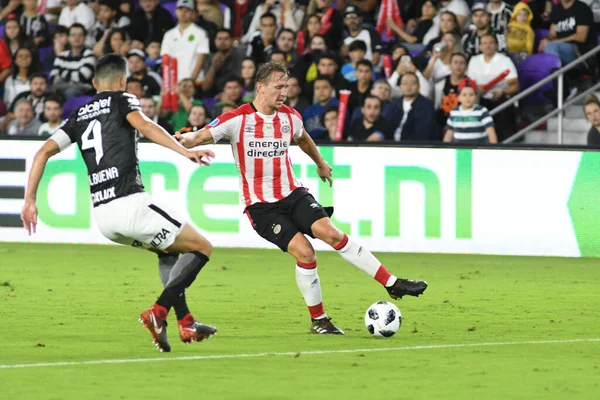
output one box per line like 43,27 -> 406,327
1,338 -> 598,370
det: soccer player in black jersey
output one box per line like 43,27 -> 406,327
21,54 -> 215,352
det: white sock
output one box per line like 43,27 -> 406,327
295,263 -> 326,319
334,234 -> 397,287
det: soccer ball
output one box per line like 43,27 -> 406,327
364,301 -> 402,337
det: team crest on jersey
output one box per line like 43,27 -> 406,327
272,224 -> 282,235
208,118 -> 220,127
281,124 -> 291,134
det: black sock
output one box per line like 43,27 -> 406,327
155,251 -> 209,311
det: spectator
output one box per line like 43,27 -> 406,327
305,0 -> 344,51
126,79 -> 145,99
347,95 -> 392,142
423,32 -> 462,82
128,0 -> 175,47
184,104 -> 209,131
467,33 -> 519,141
58,0 -> 96,47
0,39 -> 12,86
3,19 -> 34,56
438,0 -> 471,31
240,57 -> 257,99
341,40 -> 367,82
389,43 -> 409,66
4,47 -> 42,106
538,0 -> 595,66
43,25 -> 69,72
351,79 -> 401,123
2,72 -> 48,133
507,2 -> 535,57
487,0 -> 513,34
388,54 -> 432,100
168,78 -> 203,131
310,52 -> 347,98
292,34 -> 327,92
285,76 -> 310,115
49,23 -> 96,99
94,28 -> 131,58
245,12 -> 277,64
422,10 -> 460,55
303,75 -> 339,137
584,94 -> 600,146
197,0 -> 226,28
337,0 -> 378,25
201,28 -> 245,97
443,77 -> 498,143
161,0 -> 210,83
93,0 -> 131,43
127,49 -> 162,96
434,52 -> 467,137
144,41 -> 162,74
211,75 -> 253,118
41,0 -> 66,24
220,102 -> 237,113
342,6 -> 381,63
462,3 -> 507,57
243,0 -> 305,43
37,95 -> 64,136
140,94 -> 172,134
20,0 -> 50,48
386,0 -> 437,54
221,0 -> 260,41
391,72 -> 437,142
275,28 -> 298,67
313,104 -> 339,141
347,59 -> 373,114
269,50 -> 286,64
194,1 -> 219,52
297,14 -> 322,56
6,99 -> 42,136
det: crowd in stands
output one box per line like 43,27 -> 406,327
0,0 -> 597,144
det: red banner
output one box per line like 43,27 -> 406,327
382,54 -> 393,78
296,31 -> 306,56
38,0 -> 47,14
161,55 -> 172,111
169,57 -> 178,112
376,0 -> 403,39
335,90 -> 351,142
318,8 -> 334,35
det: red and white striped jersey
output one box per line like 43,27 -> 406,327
208,103 -> 305,206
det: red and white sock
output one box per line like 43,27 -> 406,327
295,261 -> 326,320
333,234 -> 397,287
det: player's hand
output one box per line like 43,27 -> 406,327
21,200 -> 38,236
185,149 -> 215,166
175,131 -> 195,148
316,161 -> 333,187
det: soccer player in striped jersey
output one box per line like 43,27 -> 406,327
177,62 -> 427,335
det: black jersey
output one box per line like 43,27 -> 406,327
60,91 -> 145,207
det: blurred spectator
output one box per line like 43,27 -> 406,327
467,33 -> 519,141
140,94 -> 173,134
391,72 -> 437,142
6,99 -> 42,136
337,0 -> 378,26
285,76 -> 310,115
93,0 -> 131,43
201,28 -> 245,97
270,50 -> 286,63
126,79 -> 145,99
20,0 -> 50,48
128,0 -> 175,46
243,0 -> 306,43
387,0 -> 437,54
194,1 -> 219,52
342,6 -> 381,63
341,39 -> 366,82
462,3 -> 507,57
0,0 -> 23,22
4,47 -> 42,106
423,32 -> 462,82
58,0 -> 96,47
145,41 -> 162,74
437,0 -> 470,31
223,0 -> 260,41
443,77 -> 498,143
422,11 -> 460,54
0,39 -> 12,86
303,75 -> 339,137
487,0 -> 513,34
168,78 -> 203,131
507,2 -> 534,57
197,0 -> 226,28
351,79 -> 400,123
4,19 -> 34,56
305,0 -> 345,51
37,95 -> 64,136
388,54 -> 432,100
127,49 -> 162,96
43,25 -> 69,72
211,75 -> 253,118
584,94 -> 600,146
41,0 -> 63,25
311,52 -> 347,98
389,43 -> 409,66
347,59 -> 373,114
240,57 -> 257,98
298,14 -> 322,55
275,28 -> 297,67
184,103 -> 209,130
94,28 -> 131,57
2,71 -> 47,133
292,34 -> 327,92
312,104 -> 338,141
434,52 -> 467,137
49,23 -> 96,99
245,12 -> 277,64
538,0 -> 595,66
347,95 -> 392,142
220,102 -> 237,113
161,0 -> 210,83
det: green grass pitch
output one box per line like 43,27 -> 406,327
0,243 -> 599,399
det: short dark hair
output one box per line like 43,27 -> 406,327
216,28 -> 232,37
270,50 -> 286,60
480,33 -> 498,46
255,61 -> 290,85
320,104 -> 338,127
356,59 -> 373,70
29,72 -> 48,83
363,94 -> 382,107
277,28 -> 295,39
585,93 -> 600,108
94,53 -> 125,82
450,52 -> 467,63
52,25 -> 69,37
348,40 -> 367,53
319,52 -> 338,65
260,12 -> 276,23
69,23 -> 87,37
44,94 -> 63,107
222,74 -> 244,88
314,75 -> 333,87
400,71 -> 419,86
126,78 -> 143,87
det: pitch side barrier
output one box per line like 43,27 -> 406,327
1,137 -> 598,257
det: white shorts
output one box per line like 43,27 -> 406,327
93,192 -> 185,251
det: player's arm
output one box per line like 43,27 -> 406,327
175,127 -> 215,148
21,139 -> 61,235
127,111 -> 214,165
295,128 -> 333,187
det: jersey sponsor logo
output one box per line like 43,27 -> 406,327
88,167 -> 120,187
208,118 -> 220,127
90,187 -> 116,205
247,139 -> 288,158
77,97 -> 112,121
150,228 -> 172,248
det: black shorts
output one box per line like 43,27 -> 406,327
244,187 -> 333,252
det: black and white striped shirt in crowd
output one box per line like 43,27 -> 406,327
19,14 -> 50,47
461,28 -> 508,56
49,49 -> 96,85
447,105 -> 495,140
487,2 -> 513,34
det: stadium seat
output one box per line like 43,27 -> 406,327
534,29 -> 548,53
517,53 -> 561,105
62,95 -> 94,118
0,25 -> 4,38
163,2 -> 177,20
38,46 -> 52,63
202,97 -> 218,113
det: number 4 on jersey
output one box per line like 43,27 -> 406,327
81,120 -> 104,165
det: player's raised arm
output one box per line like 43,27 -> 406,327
295,128 -> 333,187
126,110 -> 214,165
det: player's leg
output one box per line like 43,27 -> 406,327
287,233 -> 344,335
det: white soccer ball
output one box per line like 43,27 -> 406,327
364,301 -> 402,337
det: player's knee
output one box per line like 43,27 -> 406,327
315,226 -> 344,247
291,244 -> 316,264
195,239 -> 212,258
